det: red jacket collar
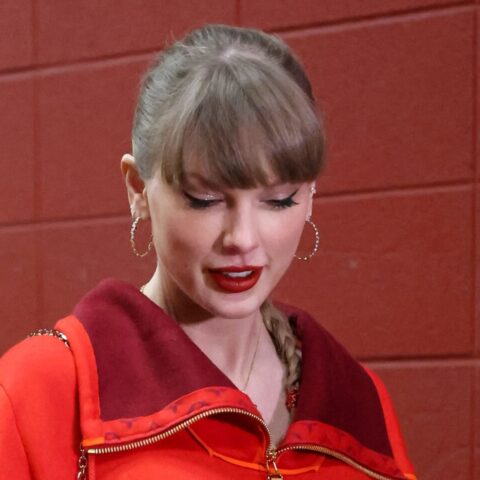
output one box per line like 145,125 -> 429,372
57,278 -> 406,479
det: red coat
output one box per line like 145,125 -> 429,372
0,279 -> 416,480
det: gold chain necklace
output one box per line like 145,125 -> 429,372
238,321 -> 261,392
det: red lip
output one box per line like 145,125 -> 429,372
208,266 -> 263,293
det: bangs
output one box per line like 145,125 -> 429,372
150,52 -> 324,188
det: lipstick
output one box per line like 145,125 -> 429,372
208,266 -> 263,293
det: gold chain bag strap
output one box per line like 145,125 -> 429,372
27,328 -> 70,348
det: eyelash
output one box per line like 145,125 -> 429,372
267,195 -> 299,209
182,190 -> 299,210
183,192 -> 221,209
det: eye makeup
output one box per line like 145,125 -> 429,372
265,189 -> 299,209
180,174 -> 303,211
182,191 -> 222,209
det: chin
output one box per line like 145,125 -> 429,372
204,293 -> 265,320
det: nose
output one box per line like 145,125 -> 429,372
222,206 -> 259,255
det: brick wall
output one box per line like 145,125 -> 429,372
0,1 -> 477,478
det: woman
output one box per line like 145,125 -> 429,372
0,24 -> 415,479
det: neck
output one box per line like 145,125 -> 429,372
142,267 -> 265,388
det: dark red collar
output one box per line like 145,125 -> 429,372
72,279 -> 395,467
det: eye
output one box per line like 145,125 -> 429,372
266,189 -> 299,210
182,191 -> 221,209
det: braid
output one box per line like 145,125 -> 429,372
261,301 -> 302,391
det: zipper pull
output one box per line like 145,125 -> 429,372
77,444 -> 88,480
266,447 -> 283,480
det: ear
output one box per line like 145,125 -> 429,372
306,182 -> 316,220
121,154 -> 149,219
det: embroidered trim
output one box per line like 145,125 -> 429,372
27,328 -> 70,348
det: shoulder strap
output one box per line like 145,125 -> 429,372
27,328 -> 70,348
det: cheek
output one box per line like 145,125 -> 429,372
263,213 -> 307,261
154,223 -> 203,290
155,212 -> 216,265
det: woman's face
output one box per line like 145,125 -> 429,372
145,162 -> 314,321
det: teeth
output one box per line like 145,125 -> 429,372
222,271 -> 253,278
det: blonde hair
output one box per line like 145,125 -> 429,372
132,24 -> 324,186
261,302 -> 301,393
133,24 -> 325,392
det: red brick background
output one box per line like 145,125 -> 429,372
0,2 -> 477,478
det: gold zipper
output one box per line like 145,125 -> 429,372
275,444 -> 401,480
85,406 -> 273,454
79,407 -> 276,477
79,409 -> 401,480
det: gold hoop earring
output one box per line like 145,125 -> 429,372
130,216 -> 153,258
294,219 -> 320,261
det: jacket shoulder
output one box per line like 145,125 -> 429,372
0,330 -> 74,392
364,368 -> 416,476
0,331 -> 80,479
